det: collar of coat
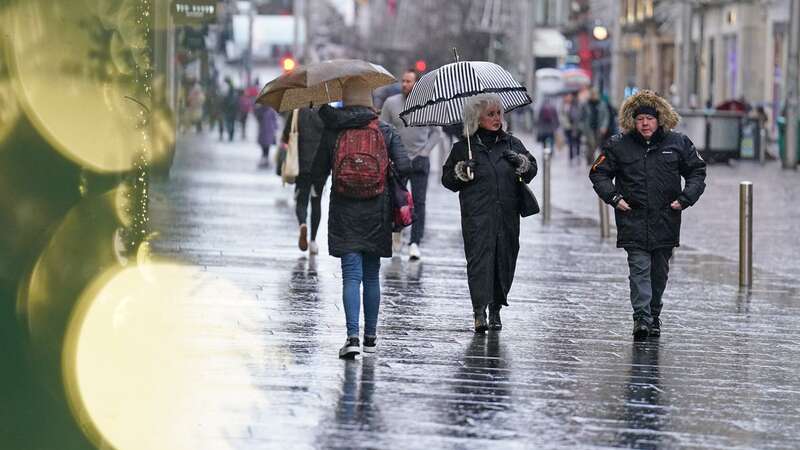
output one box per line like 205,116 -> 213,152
629,126 -> 666,147
471,129 -> 510,148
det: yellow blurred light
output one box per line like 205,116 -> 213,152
282,57 -> 297,72
6,0 -> 157,173
62,263 -> 269,450
593,26 -> 609,41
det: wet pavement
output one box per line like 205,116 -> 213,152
149,127 -> 800,449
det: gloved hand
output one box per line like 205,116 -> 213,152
503,150 -> 531,175
454,159 -> 477,182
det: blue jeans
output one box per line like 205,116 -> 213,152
341,253 -> 381,337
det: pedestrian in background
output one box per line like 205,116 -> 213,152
589,90 -> 706,340
254,103 -> 279,168
560,92 -> 582,162
222,77 -> 239,142
312,77 -> 411,359
281,107 -> 325,254
185,78 -> 206,133
580,88 -> 611,165
238,79 -> 259,140
442,93 -> 537,333
535,97 -> 560,150
380,69 -> 440,260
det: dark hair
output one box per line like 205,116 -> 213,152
404,69 -> 418,79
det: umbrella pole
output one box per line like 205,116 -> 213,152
466,136 -> 474,180
325,82 -> 331,103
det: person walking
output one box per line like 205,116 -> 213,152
560,93 -> 582,162
281,107 -> 325,253
222,77 -> 239,142
580,88 -> 611,165
441,93 -> 537,333
254,103 -> 279,168
185,78 -> 206,133
589,90 -> 706,340
535,98 -> 560,150
238,80 -> 258,140
312,77 -> 411,358
380,69 -> 440,260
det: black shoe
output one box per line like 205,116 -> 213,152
339,337 -> 360,359
489,307 -> 502,331
474,308 -> 488,334
650,318 -> 661,337
363,336 -> 377,354
632,319 -> 650,341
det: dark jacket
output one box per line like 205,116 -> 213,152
312,104 -> 411,258
589,128 -> 707,250
441,130 -> 537,309
281,107 -> 325,174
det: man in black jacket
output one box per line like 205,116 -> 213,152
589,90 -> 706,340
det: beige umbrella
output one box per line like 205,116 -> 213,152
256,59 -> 396,112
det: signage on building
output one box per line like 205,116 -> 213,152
172,0 -> 217,25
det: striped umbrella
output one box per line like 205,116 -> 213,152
399,61 -> 532,127
399,60 -> 531,179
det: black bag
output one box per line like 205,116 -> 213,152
518,179 -> 540,217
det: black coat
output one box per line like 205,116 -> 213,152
589,128 -> 707,250
312,105 -> 411,258
442,130 -> 537,310
281,107 -> 325,175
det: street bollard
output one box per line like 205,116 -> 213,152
542,147 -> 551,223
599,197 -> 610,238
739,181 -> 753,287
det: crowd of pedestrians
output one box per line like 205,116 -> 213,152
190,65 -> 706,358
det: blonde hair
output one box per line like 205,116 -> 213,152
462,93 -> 504,137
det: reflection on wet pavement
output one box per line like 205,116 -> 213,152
148,132 -> 800,449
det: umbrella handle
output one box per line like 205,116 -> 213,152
466,137 -> 474,180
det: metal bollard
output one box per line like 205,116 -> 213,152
542,147 -> 551,222
599,197 -> 610,238
739,181 -> 753,287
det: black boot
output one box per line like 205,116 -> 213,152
489,305 -> 502,331
650,317 -> 661,337
632,318 -> 650,341
474,307 -> 488,334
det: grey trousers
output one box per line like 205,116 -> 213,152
625,247 -> 673,324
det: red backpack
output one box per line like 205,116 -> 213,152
332,119 -> 389,199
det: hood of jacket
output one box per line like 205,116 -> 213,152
618,90 -> 680,133
319,104 -> 377,130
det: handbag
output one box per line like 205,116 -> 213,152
389,164 -> 414,228
281,109 -> 300,184
518,179 -> 540,217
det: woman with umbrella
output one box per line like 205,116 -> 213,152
442,93 -> 537,332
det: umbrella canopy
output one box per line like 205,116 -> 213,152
256,59 -> 396,111
561,68 -> 591,90
399,61 -> 532,127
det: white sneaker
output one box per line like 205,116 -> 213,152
339,337 -> 360,359
392,232 -> 402,253
309,240 -> 319,255
409,243 -> 421,260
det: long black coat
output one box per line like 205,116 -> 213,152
442,131 -> 537,310
312,105 -> 411,258
589,128 -> 706,250
281,107 -> 325,175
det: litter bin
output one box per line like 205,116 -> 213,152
777,116 -> 800,161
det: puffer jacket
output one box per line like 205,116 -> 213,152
311,104 -> 411,257
589,127 -> 707,250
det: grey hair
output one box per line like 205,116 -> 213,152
462,93 -> 504,137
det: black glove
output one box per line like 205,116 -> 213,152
503,150 -> 531,175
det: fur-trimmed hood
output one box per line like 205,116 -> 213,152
618,90 -> 680,133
